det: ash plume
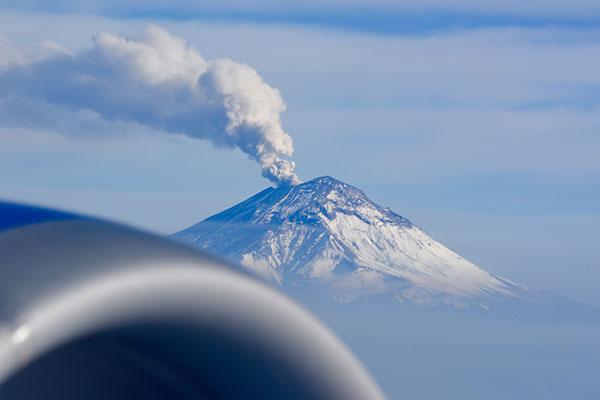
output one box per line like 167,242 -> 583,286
0,25 -> 300,185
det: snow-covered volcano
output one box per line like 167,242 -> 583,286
174,176 -> 539,309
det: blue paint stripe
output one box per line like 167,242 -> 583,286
0,201 -> 83,233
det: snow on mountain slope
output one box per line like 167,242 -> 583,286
174,176 -> 531,309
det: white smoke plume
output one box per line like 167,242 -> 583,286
0,25 -> 300,186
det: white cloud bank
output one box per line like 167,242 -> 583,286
0,25 -> 299,185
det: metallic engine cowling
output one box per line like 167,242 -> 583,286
0,202 -> 385,399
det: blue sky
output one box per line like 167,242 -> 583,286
0,1 -> 599,306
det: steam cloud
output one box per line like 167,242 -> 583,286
0,25 -> 300,185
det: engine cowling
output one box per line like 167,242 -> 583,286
0,202 -> 384,399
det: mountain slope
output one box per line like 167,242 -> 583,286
174,176 -> 547,309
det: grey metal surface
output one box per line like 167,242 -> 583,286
0,219 -> 385,399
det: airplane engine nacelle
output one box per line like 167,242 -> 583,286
0,202 -> 384,399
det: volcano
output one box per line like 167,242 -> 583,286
173,176 -> 591,313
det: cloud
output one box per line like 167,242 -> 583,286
0,25 -> 299,185
5,0 -> 600,20
3,1 -> 600,36
0,35 -> 24,66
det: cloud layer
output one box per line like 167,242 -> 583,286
0,25 -> 299,185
